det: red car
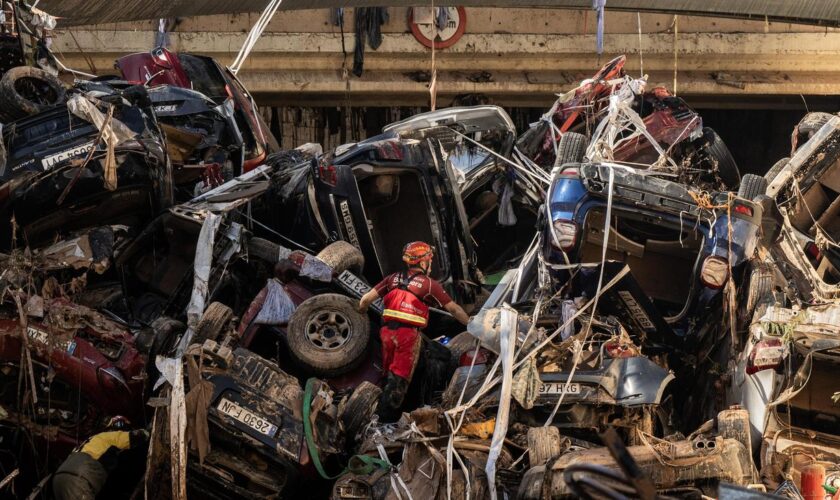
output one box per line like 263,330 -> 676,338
116,46 -> 279,174
517,55 -> 740,190
0,297 -> 152,457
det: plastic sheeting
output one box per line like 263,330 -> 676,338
301,254 -> 334,281
484,305 -> 517,499
253,279 -> 297,325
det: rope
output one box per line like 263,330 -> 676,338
230,0 -> 284,75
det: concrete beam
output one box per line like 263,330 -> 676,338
51,29 -> 840,106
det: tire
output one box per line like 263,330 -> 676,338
316,241 -> 364,274
745,262 -> 774,319
447,331 -> 479,364
795,112 -> 834,147
704,128 -> 741,189
527,426 -> 563,466
340,381 -> 381,439
248,237 -> 284,263
192,302 -> 233,345
147,317 -> 185,377
764,157 -> 790,184
737,173 -> 768,201
286,293 -> 370,377
0,66 -> 66,122
553,132 -> 587,168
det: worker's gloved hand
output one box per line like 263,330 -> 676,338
358,303 -> 368,314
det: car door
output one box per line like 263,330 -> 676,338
432,140 -> 480,291
309,159 -> 383,281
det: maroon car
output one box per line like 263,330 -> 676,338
0,297 -> 150,457
116,46 -> 279,174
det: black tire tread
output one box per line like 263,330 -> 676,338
738,173 -> 768,201
0,66 -> 66,122
554,132 -> 587,168
340,381 -> 381,439
705,128 -> 741,189
193,302 -> 233,345
764,157 -> 790,184
797,112 -> 834,139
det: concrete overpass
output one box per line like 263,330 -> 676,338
50,9 -> 840,108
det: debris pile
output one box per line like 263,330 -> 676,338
0,15 -> 839,499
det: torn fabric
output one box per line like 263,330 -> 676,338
511,354 -> 540,410
185,347 -> 213,465
185,213 -> 222,332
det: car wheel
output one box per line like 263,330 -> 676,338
794,112 -> 834,148
192,302 -> 234,345
704,128 -> 741,189
527,426 -> 563,466
554,132 -> 587,167
287,293 -> 370,377
764,157 -> 790,184
737,173 -> 768,201
316,241 -> 364,274
340,381 -> 381,440
0,66 -> 66,122
745,262 -> 774,320
147,317 -> 185,377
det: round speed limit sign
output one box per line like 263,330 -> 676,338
409,7 -> 467,49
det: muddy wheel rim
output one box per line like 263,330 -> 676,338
304,309 -> 352,351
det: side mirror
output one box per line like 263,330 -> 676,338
755,194 -> 783,246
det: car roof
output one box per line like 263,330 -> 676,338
382,105 -> 516,136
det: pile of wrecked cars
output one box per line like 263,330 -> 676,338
1,40 -> 839,500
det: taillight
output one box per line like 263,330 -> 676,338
551,219 -> 577,252
746,338 -> 785,375
460,347 -> 490,366
733,204 -> 753,217
805,241 -> 821,261
318,164 -> 338,186
700,255 -> 729,289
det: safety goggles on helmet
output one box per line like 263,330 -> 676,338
106,416 -> 130,431
402,241 -> 434,265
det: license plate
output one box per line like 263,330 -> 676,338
539,382 -> 581,395
216,398 -> 278,438
41,141 -> 96,170
336,271 -> 384,310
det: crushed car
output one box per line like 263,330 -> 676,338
727,112 -> 840,494
517,55 -> 741,191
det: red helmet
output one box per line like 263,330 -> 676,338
402,241 -> 434,266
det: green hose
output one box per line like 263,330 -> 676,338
303,378 -> 389,480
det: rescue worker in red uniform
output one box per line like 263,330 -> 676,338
359,241 -> 470,420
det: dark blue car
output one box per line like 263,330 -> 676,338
543,162 -> 762,341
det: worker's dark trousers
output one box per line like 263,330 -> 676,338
52,452 -> 107,500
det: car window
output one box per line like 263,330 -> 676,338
449,142 -> 492,177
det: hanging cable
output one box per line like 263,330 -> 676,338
230,0 -> 284,75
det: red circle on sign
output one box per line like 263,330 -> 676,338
409,7 -> 467,49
